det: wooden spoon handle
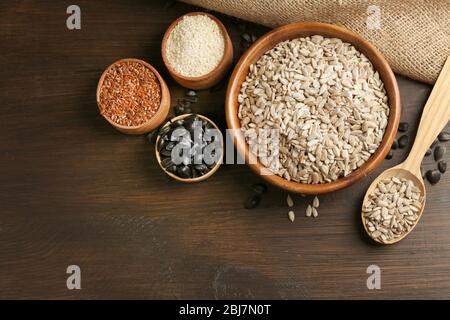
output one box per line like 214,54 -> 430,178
404,56 -> 450,173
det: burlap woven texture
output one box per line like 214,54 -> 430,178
182,0 -> 450,84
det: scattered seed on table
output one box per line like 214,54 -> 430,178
398,122 -> 409,132
306,205 -> 313,217
241,33 -> 251,42
434,145 -> 446,161
287,194 -> 294,207
438,160 -> 447,173
425,148 -> 432,157
386,149 -> 394,159
391,139 -> 399,150
244,194 -> 261,209
183,96 -> 198,103
185,90 -> 197,97
174,105 -> 184,116
426,170 -> 441,185
252,183 -> 268,194
288,210 -> 295,222
312,207 -> 319,218
398,135 -> 409,149
147,128 -> 160,144
438,131 -> 450,142
313,196 -> 320,208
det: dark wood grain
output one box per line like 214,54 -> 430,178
0,0 -> 449,299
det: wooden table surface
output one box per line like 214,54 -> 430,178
1,0 -> 449,299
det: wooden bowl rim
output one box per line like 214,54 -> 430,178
161,12 -> 232,82
225,21 -> 401,194
96,58 -> 169,130
155,113 -> 224,183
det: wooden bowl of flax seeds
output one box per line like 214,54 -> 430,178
96,58 -> 171,135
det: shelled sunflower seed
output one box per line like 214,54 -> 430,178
238,36 -> 389,184
363,176 -> 423,243
288,210 -> 295,222
306,204 -> 313,217
313,196 -> 320,208
286,194 -> 294,207
303,196 -> 320,217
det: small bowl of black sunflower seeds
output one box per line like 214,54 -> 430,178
155,114 -> 224,182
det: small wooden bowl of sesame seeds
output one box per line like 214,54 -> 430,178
161,12 -> 233,90
96,58 -> 171,135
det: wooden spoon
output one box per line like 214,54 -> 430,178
362,56 -> 450,244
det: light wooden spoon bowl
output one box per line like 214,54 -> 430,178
362,56 -> 450,244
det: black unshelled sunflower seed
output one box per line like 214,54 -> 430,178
241,33 -> 251,42
425,148 -> 432,157
252,183 -> 268,195
146,128 -> 159,144
398,135 -> 409,149
434,145 -> 446,161
183,96 -> 198,103
385,149 -> 394,159
185,90 -> 197,97
391,139 -> 399,150
160,149 -> 172,157
161,157 -> 174,168
398,122 -> 409,132
438,131 -> 450,142
438,160 -> 447,173
177,165 -> 192,179
174,105 -> 184,116
244,194 -> 261,209
426,170 -> 441,185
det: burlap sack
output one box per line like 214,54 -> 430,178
182,0 -> 450,84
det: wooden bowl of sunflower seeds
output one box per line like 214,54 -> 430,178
226,22 -> 401,194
